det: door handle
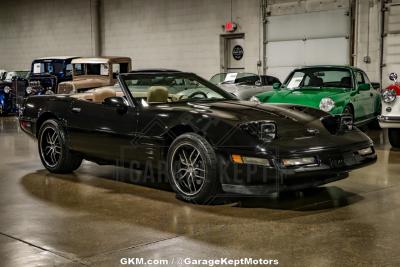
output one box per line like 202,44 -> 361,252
72,107 -> 81,113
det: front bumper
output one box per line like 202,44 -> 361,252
219,144 -> 377,195
378,115 -> 400,128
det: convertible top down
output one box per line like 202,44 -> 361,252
19,70 -> 377,204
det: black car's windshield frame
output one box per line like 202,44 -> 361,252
119,72 -> 237,108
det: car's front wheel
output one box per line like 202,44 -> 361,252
167,133 -> 220,204
38,119 -> 82,173
388,128 -> 400,148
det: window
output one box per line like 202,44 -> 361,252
74,64 -> 85,76
355,72 -> 365,85
112,63 -> 129,79
86,64 -> 109,76
123,74 -> 230,104
362,72 -> 371,84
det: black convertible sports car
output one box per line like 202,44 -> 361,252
19,70 -> 377,204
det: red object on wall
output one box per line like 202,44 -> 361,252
225,21 -> 237,32
386,84 -> 400,95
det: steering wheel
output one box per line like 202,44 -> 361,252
188,91 -> 208,99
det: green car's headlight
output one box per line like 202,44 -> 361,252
319,98 -> 335,112
250,96 -> 261,103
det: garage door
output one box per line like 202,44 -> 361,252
383,1 -> 400,88
266,9 -> 351,82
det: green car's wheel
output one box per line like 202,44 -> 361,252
343,105 -> 354,121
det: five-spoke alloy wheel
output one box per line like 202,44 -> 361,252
38,119 -> 82,173
170,143 -> 206,196
40,126 -> 62,168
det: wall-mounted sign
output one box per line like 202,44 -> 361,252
232,45 -> 244,60
225,21 -> 237,32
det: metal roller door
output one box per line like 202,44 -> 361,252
383,0 -> 400,88
266,8 -> 351,81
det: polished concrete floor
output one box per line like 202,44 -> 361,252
0,116 -> 399,267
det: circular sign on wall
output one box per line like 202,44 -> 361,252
232,45 -> 244,61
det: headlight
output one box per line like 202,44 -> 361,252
319,98 -> 335,112
26,87 -> 33,94
250,96 -> 261,103
3,86 -> 11,94
239,121 -> 277,142
382,89 -> 397,103
358,147 -> 374,156
281,157 -> 317,167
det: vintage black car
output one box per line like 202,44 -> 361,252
25,56 -> 79,96
0,71 -> 29,115
19,70 -> 377,204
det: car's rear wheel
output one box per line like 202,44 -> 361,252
38,119 -> 82,173
388,128 -> 400,148
167,133 -> 220,204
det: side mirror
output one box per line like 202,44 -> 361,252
103,96 -> 128,114
255,80 -> 262,87
389,72 -> 398,82
358,83 -> 371,91
371,82 -> 380,90
272,82 -> 281,90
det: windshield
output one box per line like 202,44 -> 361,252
32,60 -> 65,75
121,73 -> 236,105
4,71 -> 29,82
285,68 -> 353,89
73,63 -> 109,76
210,73 -> 259,85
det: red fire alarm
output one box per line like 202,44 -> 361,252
225,21 -> 237,32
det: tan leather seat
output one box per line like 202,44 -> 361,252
93,88 -> 116,103
147,86 -> 169,103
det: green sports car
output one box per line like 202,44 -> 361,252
251,66 -> 381,126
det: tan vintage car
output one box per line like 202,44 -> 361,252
57,56 -> 132,94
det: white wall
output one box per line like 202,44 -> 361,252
0,0 -> 95,71
101,0 -> 262,79
354,0 -> 382,83
0,0 -> 384,82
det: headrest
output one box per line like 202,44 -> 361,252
147,86 -> 169,103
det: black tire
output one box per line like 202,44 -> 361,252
38,119 -> 82,173
343,105 -> 354,121
167,133 -> 220,204
368,118 -> 381,129
389,128 -> 400,149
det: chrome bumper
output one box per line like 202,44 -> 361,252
378,115 -> 400,123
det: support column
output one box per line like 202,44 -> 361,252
90,0 -> 101,56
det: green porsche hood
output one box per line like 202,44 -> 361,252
257,87 -> 348,109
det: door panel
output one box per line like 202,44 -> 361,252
225,37 -> 245,73
266,8 -> 351,82
383,2 -> 400,87
354,71 -> 371,120
66,99 -> 138,161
